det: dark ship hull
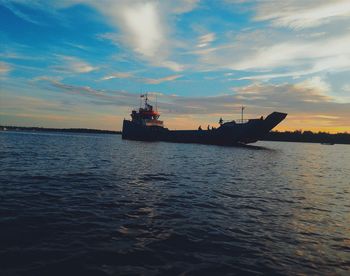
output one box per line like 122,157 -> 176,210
122,112 -> 287,146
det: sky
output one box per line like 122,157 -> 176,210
1,0 -> 350,132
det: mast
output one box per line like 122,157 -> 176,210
145,92 -> 148,107
155,94 -> 158,112
241,106 -> 245,123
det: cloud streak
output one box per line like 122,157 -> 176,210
101,72 -> 133,80
55,56 -> 98,74
254,0 -> 350,29
101,72 -> 183,84
0,62 -> 12,74
142,74 -> 183,84
197,33 -> 216,48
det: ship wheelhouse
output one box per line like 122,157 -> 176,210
131,94 -> 164,127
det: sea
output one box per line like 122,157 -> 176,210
1,131 -> 349,275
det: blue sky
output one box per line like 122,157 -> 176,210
1,0 -> 350,132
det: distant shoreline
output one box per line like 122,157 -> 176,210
0,126 -> 121,135
263,130 -> 350,145
1,126 -> 349,144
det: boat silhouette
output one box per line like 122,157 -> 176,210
122,94 -> 287,146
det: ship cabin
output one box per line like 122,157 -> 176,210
131,94 -> 164,127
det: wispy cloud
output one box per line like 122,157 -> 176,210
0,51 -> 28,60
101,72 -> 133,81
234,78 -> 332,105
192,27 -> 350,82
0,62 -> 12,74
48,79 -> 107,98
254,0 -> 350,29
187,1 -> 350,84
101,72 -> 183,84
53,56 -> 98,74
64,42 -> 90,51
234,33 -> 350,72
197,33 -> 216,48
31,76 -> 63,83
1,1 -> 41,25
295,76 -> 330,96
142,74 -> 183,84
36,78 -> 136,105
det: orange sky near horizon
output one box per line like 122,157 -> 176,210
1,107 -> 349,134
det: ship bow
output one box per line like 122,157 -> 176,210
263,112 -> 287,132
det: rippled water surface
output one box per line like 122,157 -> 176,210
1,131 -> 350,275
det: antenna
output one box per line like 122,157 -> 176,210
156,94 -> 158,112
241,106 -> 245,123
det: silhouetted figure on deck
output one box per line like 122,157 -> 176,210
207,125 -> 210,130
219,117 -> 223,125
198,125 -> 202,130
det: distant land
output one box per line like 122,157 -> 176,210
263,130 -> 350,145
1,126 -> 349,144
0,126 -> 121,135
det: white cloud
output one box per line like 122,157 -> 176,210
230,33 -> 350,72
109,1 -> 185,71
295,76 -> 330,96
192,27 -> 350,81
73,0 -> 196,71
120,2 -> 163,58
254,0 -> 350,29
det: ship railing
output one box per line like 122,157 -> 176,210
221,119 -> 249,124
236,119 -> 249,124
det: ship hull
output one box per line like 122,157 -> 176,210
122,112 -> 287,146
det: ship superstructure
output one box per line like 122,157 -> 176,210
130,94 -> 163,127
